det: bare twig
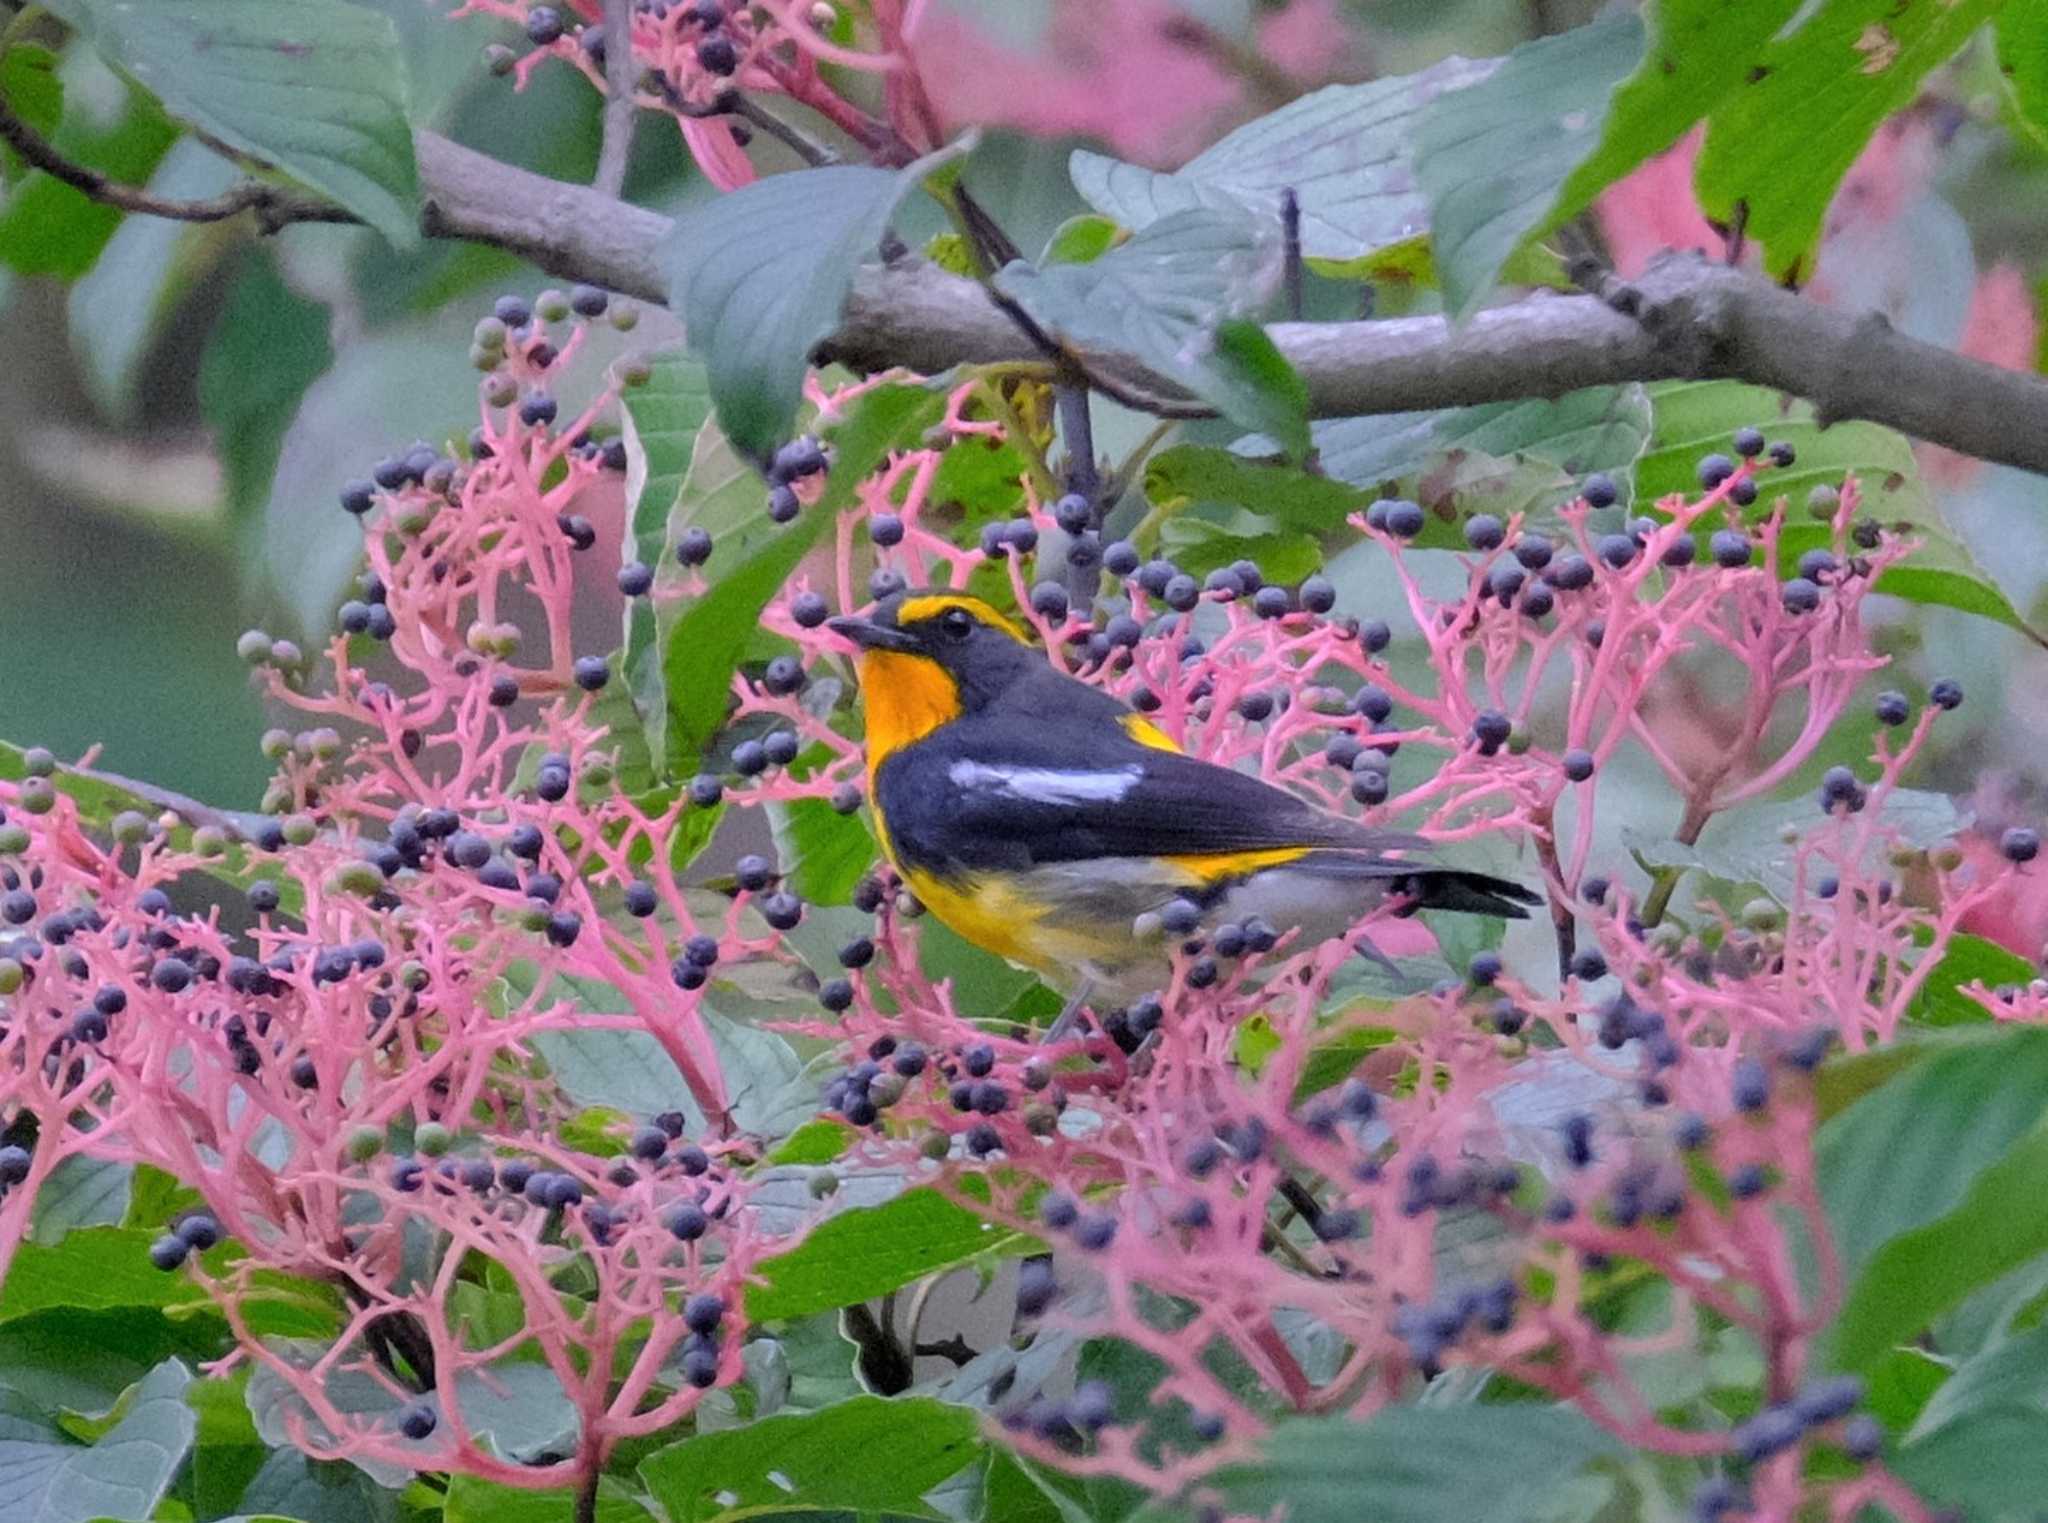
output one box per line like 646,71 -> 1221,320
0,92 -> 350,229
593,0 -> 636,198
646,71 -> 837,166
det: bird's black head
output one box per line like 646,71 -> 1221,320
829,592 -> 1046,752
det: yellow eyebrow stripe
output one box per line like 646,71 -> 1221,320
1163,847 -> 1312,884
895,593 -> 1029,644
1121,715 -> 1183,753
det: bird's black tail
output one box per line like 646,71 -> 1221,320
1294,850 -> 1541,919
1405,868 -> 1542,919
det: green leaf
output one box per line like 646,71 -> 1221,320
1158,519 -> 1321,583
1693,0 -> 2003,281
659,382 -> 945,775
1999,0 -> 2048,152
1552,1 -> 1800,226
769,796 -> 875,906
1041,213 -> 1122,265
1625,786 -> 1963,909
1311,384 -> 1651,520
0,43 -> 64,183
232,1448 -> 401,1523
1068,56 -> 1496,273
525,973 -> 813,1140
1909,934 -> 2036,1027
1909,1320 -> 2048,1442
0,51 -> 177,278
1894,1404 -> 2048,1521
993,210 -> 1281,435
447,1475 -> 657,1523
1145,444 -> 1366,531
1818,1027 -> 2048,1367
746,1185 -> 1040,1322
199,248 -> 335,521
638,1395 -> 981,1523
1413,13 -> 1645,320
768,1120 -> 854,1166
47,0 -> 421,246
1634,381 -> 2033,637
619,349 -> 716,771
1827,1120 -> 2048,1373
0,1358 -> 197,1523
1210,320 -> 1310,463
1174,1405 -> 1622,1523
0,1228 -> 213,1324
663,144 -> 963,463
29,1155 -> 130,1244
0,1308 -> 218,1426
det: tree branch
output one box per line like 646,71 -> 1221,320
593,0 -> 636,199
32,112 -> 2048,479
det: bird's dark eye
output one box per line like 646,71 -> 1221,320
940,607 -> 975,641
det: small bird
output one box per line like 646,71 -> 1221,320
830,590 -> 1536,1011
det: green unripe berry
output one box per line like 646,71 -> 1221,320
919,1131 -> 951,1161
268,639 -> 303,669
394,503 -> 437,536
616,357 -> 652,387
191,826 -> 228,858
483,373 -> 520,408
236,629 -> 272,664
1932,844 -> 1965,872
0,958 -> 21,994
21,747 -> 54,778
516,905 -> 549,933
0,825 -> 28,855
868,1072 -> 906,1108
329,862 -> 385,897
535,288 -> 570,322
1506,725 -> 1532,756
1806,484 -> 1840,521
607,302 -> 639,332
1741,897 -> 1782,931
400,960 -> 430,991
473,316 -> 508,351
345,1125 -> 385,1163
18,778 -> 55,815
282,814 -> 318,847
308,729 -> 343,762
1024,1103 -> 1059,1136
470,343 -> 503,372
414,1122 -> 453,1157
808,1169 -> 840,1199
111,810 -> 150,845
260,728 -> 293,761
578,755 -> 614,789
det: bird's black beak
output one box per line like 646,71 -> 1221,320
827,615 -> 919,653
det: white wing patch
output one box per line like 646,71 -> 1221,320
948,760 -> 1142,805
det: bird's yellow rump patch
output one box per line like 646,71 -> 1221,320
1120,714 -> 1183,753
857,650 -> 960,772
1162,846 -> 1313,884
895,593 -> 1029,643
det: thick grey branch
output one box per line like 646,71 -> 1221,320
50,122 -> 2048,478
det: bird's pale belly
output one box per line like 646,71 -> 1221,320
903,857 -> 1394,1005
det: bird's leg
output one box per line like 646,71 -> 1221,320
1042,978 -> 1096,1044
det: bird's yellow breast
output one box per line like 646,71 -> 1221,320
857,650 -> 961,777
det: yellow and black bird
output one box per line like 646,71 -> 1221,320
829,590 -> 1537,1009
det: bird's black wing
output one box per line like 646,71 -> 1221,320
876,685 -> 1411,873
